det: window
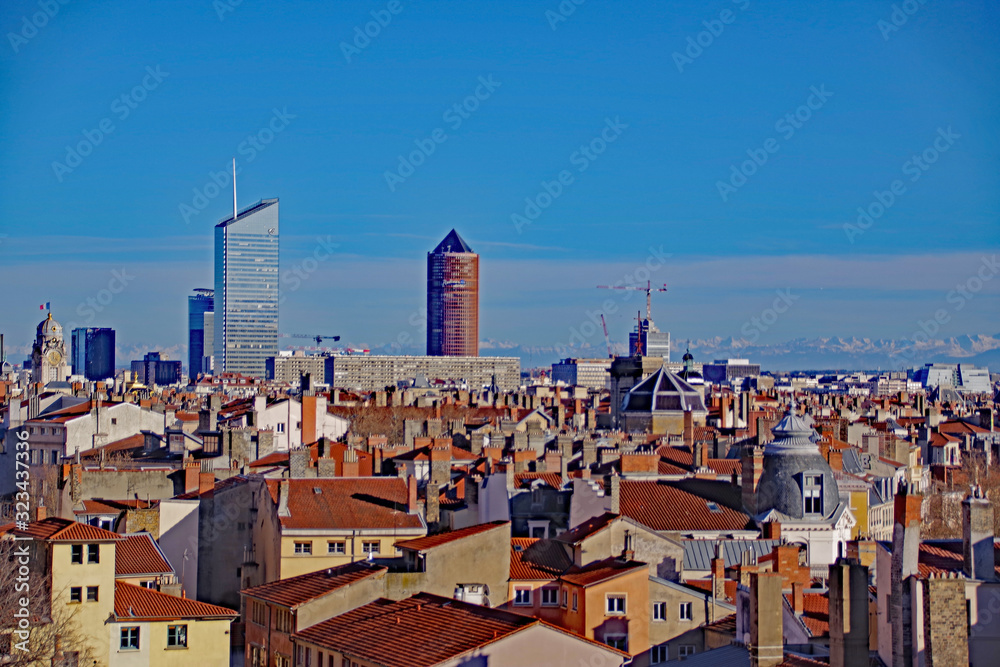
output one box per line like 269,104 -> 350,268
679,645 -> 696,657
71,544 -> 83,564
561,588 -> 568,608
87,544 -> 100,564
277,422 -> 286,433
294,541 -> 312,555
252,600 -> 267,625
69,587 -> 81,603
167,624 -> 187,648
572,592 -> 578,611
362,541 -> 379,554
120,626 -> 139,650
275,608 -> 293,633
803,473 -> 823,515
605,635 -> 627,651
328,541 -> 345,554
51,450 -> 58,465
541,587 -> 559,606
606,595 -> 626,615
679,601 -> 693,621
652,601 -> 666,621
111,418 -> 118,426
513,587 -> 532,606
651,644 -> 669,664
86,586 -> 98,602
140,580 -> 156,589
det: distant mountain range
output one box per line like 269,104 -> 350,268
464,334 -> 1000,372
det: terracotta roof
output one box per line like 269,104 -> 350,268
395,521 -> 507,552
78,433 -> 146,459
781,654 -> 831,667
6,517 -> 123,542
929,431 -> 961,448
77,499 -> 158,515
293,593 -> 536,666
114,581 -> 237,621
619,480 -> 754,533
115,533 -> 173,577
173,474 -> 249,500
560,557 -> 647,587
703,613 -> 737,634
658,460 -> 689,475
684,578 -> 739,602
784,592 -> 829,637
264,478 -> 424,531
939,420 -> 990,435
249,451 -> 289,467
555,513 -> 619,544
241,562 -> 387,609
918,540 -> 1000,578
509,538 -> 570,580
392,444 -> 478,462
513,472 -> 564,490
707,459 -> 741,476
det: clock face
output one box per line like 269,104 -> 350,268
267,227 -> 276,236
47,350 -> 62,366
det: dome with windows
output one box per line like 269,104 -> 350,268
754,411 -> 840,520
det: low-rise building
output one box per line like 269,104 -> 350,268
324,354 -> 520,392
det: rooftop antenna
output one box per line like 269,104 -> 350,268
232,158 -> 237,221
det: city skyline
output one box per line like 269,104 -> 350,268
0,0 -> 996,370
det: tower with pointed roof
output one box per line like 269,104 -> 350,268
31,311 -> 71,384
427,229 -> 479,356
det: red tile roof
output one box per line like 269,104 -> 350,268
707,459 -> 741,476
513,472 -> 564,489
509,538 -> 569,581
114,581 -> 236,621
683,578 -> 739,602
785,592 -> 829,637
939,420 -> 990,435
76,499 -> 158,515
115,533 -> 173,577
264,478 -> 425,531
929,431 -> 961,448
293,592 -> 625,667
6,517 -> 123,542
918,540 -> 1000,578
619,481 -> 753,533
173,474 -> 249,500
241,562 -> 387,609
395,521 -> 508,552
555,513 -> 619,544
559,557 -> 647,587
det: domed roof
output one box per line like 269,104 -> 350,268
622,367 -> 707,413
37,312 -> 63,338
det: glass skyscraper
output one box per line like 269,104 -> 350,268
71,327 -> 115,381
214,198 -> 279,377
188,288 -> 214,377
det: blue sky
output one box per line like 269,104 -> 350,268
1,0 -> 997,365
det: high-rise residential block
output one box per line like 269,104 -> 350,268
427,229 -> 478,356
71,327 -> 115,381
214,198 -> 279,377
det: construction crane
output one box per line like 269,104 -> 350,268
596,281 -> 667,320
279,333 -> 341,346
599,314 -> 613,359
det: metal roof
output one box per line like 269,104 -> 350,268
682,538 -> 781,571
432,229 -> 474,254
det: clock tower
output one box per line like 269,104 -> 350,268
31,312 -> 71,384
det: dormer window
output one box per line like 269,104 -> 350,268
803,473 -> 823,516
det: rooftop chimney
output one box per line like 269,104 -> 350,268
791,581 -> 804,615
829,559 -> 869,667
749,572 -> 784,667
741,445 -> 764,515
963,485 -> 995,581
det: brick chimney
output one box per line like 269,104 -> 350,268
407,475 -> 418,514
184,460 -> 200,494
749,572 -> 783,667
922,573 -> 970,666
609,475 -> 621,514
829,559 -> 869,667
341,448 -> 361,477
683,409 -> 694,448
963,485 -> 995,581
741,445 -> 764,515
35,505 -> 47,522
891,482 -> 923,667
761,520 -> 781,541
198,472 -> 215,495
301,393 -> 317,446
712,552 -> 726,600
791,581 -> 804,615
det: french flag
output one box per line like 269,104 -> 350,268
39,302 -> 50,310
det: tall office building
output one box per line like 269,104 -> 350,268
628,318 -> 671,360
427,229 -> 478,356
71,327 -> 115,381
214,198 -> 279,377
188,288 -> 214,377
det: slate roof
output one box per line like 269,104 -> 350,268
683,539 -> 782,570
114,581 -> 237,621
555,513 -> 619,544
241,562 -> 387,609
509,538 -> 571,580
432,229 -> 474,254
